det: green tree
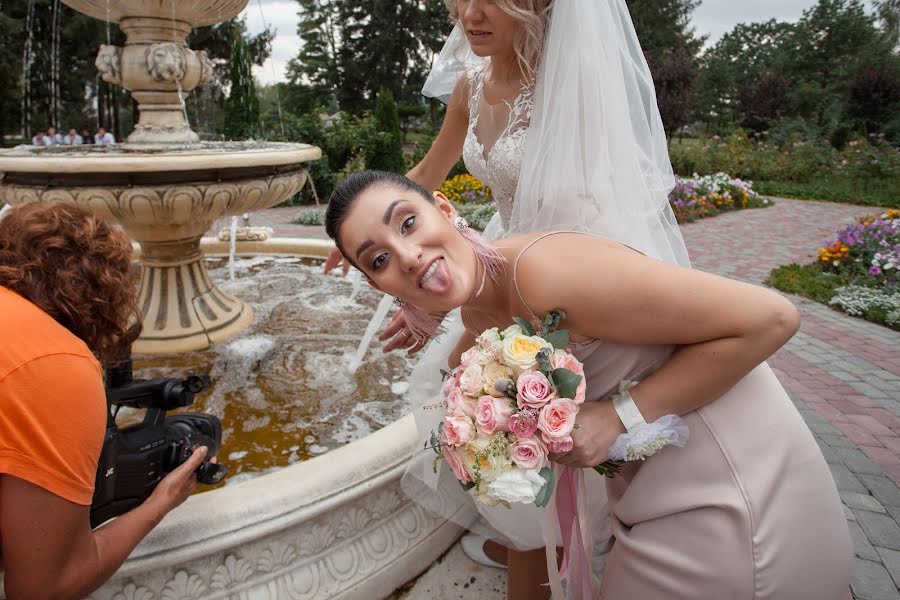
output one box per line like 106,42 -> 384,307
626,0 -> 703,134
286,0 -> 340,113
697,20 -> 794,128
365,88 -> 405,173
846,62 -> 900,132
781,0 -> 894,128
874,0 -> 900,50
223,33 -> 260,140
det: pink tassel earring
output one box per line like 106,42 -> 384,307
396,298 -> 446,344
454,216 -> 507,288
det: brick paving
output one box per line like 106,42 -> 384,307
219,198 -> 900,599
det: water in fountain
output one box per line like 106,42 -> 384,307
228,216 -> 238,281
123,256 -> 415,485
171,0 -> 192,145
254,0 -> 286,139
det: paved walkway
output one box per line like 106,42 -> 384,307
227,198 -> 900,599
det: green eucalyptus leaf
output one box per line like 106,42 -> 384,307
551,368 -> 583,400
513,316 -> 536,336
544,330 -> 570,350
534,467 -> 555,508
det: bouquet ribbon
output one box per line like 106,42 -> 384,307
543,466 -> 595,599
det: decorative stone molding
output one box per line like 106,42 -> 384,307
217,226 -> 274,242
60,413 -> 460,600
146,43 -> 186,83
96,44 -> 123,85
1,169 -> 308,353
197,51 -> 214,87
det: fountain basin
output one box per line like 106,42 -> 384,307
0,238 -> 463,600
0,143 -> 322,354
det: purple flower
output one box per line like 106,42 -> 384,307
869,266 -> 882,277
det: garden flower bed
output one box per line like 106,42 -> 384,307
767,209 -> 900,330
439,171 -> 770,230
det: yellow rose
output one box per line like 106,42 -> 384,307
482,361 -> 514,397
502,334 -> 550,373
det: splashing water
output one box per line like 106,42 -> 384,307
347,293 -> 394,373
228,216 -> 238,281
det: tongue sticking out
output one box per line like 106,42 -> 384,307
421,259 -> 451,294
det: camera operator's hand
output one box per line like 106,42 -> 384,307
149,446 -> 208,511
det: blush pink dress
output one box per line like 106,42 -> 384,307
510,233 -> 853,599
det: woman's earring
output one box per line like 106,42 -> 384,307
454,216 -> 469,230
393,297 -> 405,308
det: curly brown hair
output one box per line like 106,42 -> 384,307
0,202 -> 140,360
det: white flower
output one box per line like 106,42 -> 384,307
478,327 -> 501,345
500,323 -> 524,339
608,414 -> 690,462
486,468 -> 546,505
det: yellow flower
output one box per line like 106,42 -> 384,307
502,334 -> 551,374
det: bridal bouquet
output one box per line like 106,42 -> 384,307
429,310 -> 623,508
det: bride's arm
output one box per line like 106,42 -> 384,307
515,234 -> 800,466
406,74 -> 470,192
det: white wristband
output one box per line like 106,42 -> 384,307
612,382 -> 645,432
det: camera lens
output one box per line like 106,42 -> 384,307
197,461 -> 228,485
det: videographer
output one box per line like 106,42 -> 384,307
0,203 -> 207,600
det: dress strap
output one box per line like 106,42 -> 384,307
511,231 -> 577,323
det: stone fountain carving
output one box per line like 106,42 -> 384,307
0,0 -> 321,353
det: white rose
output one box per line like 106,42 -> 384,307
478,327 -> 501,345
500,323 -> 524,339
486,469 -> 547,505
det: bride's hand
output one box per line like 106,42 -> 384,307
379,310 -> 426,355
551,401 -> 625,469
323,247 -> 351,277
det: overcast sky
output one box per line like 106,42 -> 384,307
239,0 -> 871,85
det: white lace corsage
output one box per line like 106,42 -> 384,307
607,380 -> 690,462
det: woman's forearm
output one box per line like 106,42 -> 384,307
58,498 -> 168,600
629,311 -> 798,422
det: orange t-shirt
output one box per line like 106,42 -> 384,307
0,286 -> 107,546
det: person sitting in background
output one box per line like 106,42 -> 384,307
81,128 -> 95,145
94,127 -> 116,145
45,126 -> 63,146
63,128 -> 83,145
30,131 -> 48,147
0,203 -> 207,600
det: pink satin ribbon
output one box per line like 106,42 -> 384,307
543,466 -> 595,599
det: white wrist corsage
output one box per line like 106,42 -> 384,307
608,380 -> 690,462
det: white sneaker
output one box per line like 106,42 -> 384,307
460,533 -> 507,570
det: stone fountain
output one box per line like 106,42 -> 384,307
0,3 -> 463,598
0,0 -> 321,353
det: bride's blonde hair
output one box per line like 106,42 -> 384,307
444,0 -> 553,79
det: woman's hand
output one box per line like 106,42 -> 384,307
148,446 -> 208,512
379,310 -> 426,355
552,401 -> 625,469
323,247 -> 351,277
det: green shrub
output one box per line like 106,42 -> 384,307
291,207 -> 326,226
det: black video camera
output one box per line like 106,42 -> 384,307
90,357 -> 227,528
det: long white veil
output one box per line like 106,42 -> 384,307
422,0 -> 690,266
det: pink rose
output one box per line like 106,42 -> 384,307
538,398 -> 578,443
441,370 -> 459,397
445,388 -> 465,413
459,364 -> 484,396
443,446 -> 473,483
550,351 -> 587,404
460,347 -> 481,368
443,410 -> 474,446
508,408 -> 539,439
476,395 -> 514,435
516,370 -> 554,410
510,437 -> 549,471
547,437 -> 574,454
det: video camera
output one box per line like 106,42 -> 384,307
90,356 -> 227,528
